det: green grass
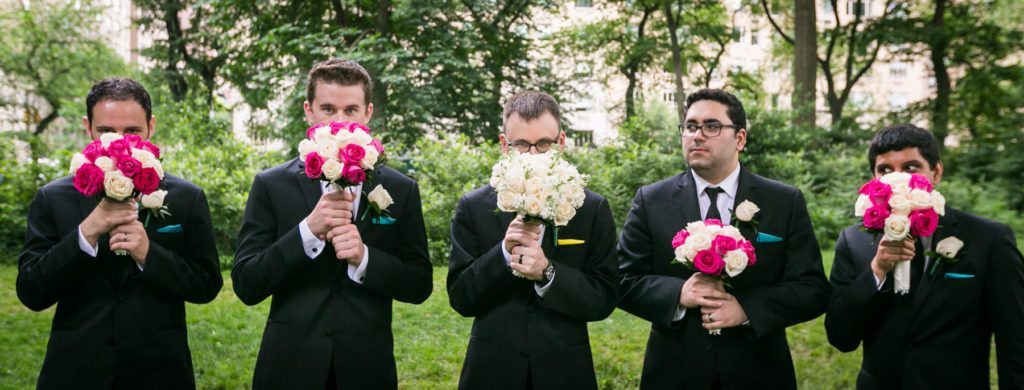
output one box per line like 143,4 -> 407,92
0,252 -> 997,389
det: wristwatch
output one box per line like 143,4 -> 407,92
540,263 -> 556,285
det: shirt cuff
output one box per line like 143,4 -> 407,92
347,245 -> 370,284
136,262 -> 144,272
673,305 -> 687,321
298,218 -> 326,260
500,240 -> 513,263
78,225 -> 99,258
534,272 -> 555,297
874,274 -> 886,291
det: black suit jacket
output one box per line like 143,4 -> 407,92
232,158 -> 431,389
826,207 -> 1024,389
447,185 -> 619,390
617,167 -> 830,389
17,174 -> 222,390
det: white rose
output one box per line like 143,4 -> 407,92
132,148 -> 156,165
685,232 -> 712,252
554,202 -> 576,226
367,184 -> 394,210
313,125 -> 333,141
505,169 -> 527,193
317,141 -> 338,160
936,236 -> 964,259
334,129 -> 354,145
524,177 -> 544,197
525,196 -> 544,217
674,245 -> 689,263
854,194 -> 872,217
100,133 -> 121,148
880,172 -> 911,187
69,153 -> 88,173
298,139 -> 316,160
932,191 -> 946,216
908,189 -> 933,210
720,226 -> 743,240
322,159 -> 343,181
141,189 -> 168,209
350,129 -> 372,146
94,156 -> 115,172
734,200 -> 760,222
723,250 -> 749,277
882,214 -> 911,242
686,221 -> 708,235
103,170 -> 134,201
361,145 -> 380,169
705,224 -> 722,236
888,193 -> 912,214
143,158 -> 165,179
497,190 -> 518,212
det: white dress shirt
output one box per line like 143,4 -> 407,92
298,182 -> 370,284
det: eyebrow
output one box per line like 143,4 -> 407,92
684,119 -> 724,123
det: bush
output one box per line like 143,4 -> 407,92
0,135 -> 72,262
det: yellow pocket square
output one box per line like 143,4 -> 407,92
557,239 -> 585,246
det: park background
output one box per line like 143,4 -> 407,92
1,0 -> 1022,388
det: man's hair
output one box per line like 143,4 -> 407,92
684,88 -> 747,132
502,90 -> 561,131
868,124 -> 941,171
86,77 -> 152,123
306,58 -> 373,105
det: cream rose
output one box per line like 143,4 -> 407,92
908,189 -> 933,210
100,133 -> 121,148
95,156 -> 115,172
674,245 -> 690,263
298,139 -> 316,160
367,184 -> 394,210
505,169 -> 527,193
524,177 -> 544,197
132,148 -> 156,165
720,226 -> 743,240
141,189 -> 168,209
880,172 -> 911,187
525,196 -> 544,216
317,141 -> 338,160
322,159 -> 343,181
143,159 -> 165,179
497,190 -> 518,212
888,193 -> 912,214
103,170 -> 134,201
361,145 -> 380,169
883,214 -> 911,242
686,221 -> 709,235
685,232 -> 712,252
69,153 -> 88,173
734,200 -> 760,222
313,126 -> 333,141
350,129 -> 372,146
932,191 -> 946,216
854,194 -> 872,217
936,236 -> 964,259
334,129 -> 354,145
723,250 -> 749,277
554,202 -> 576,226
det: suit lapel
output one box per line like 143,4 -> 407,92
675,171 -> 702,224
355,171 -> 376,228
295,159 -> 322,215
731,167 -> 759,241
910,210 -> 959,320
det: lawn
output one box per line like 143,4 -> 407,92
0,252 -> 996,389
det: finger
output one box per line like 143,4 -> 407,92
703,320 -> 725,330
323,191 -> 347,201
699,289 -> 730,301
508,261 -> 528,274
694,297 -> 724,308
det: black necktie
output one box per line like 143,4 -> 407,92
705,187 -> 723,221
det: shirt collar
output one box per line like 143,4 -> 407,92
692,164 -> 741,199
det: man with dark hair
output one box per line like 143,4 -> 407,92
826,124 -> 1024,389
18,77 -> 222,389
617,88 -> 829,389
447,90 -> 619,389
233,58 -> 431,389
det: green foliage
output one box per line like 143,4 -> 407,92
0,134 -> 70,258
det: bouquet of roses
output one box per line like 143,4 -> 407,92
489,151 -> 587,276
298,121 -> 385,191
855,172 -> 945,294
69,133 -> 169,255
671,219 -> 756,334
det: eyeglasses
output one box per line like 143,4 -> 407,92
507,139 -> 556,153
679,122 -> 739,138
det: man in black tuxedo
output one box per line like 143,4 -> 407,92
826,124 -> 1024,389
447,91 -> 619,389
17,78 -> 223,389
617,88 -> 830,389
233,58 -> 431,389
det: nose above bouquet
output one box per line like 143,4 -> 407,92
299,121 -> 386,187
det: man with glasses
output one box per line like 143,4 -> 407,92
447,90 -> 619,389
617,88 -> 829,389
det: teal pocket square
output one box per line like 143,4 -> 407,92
157,224 -> 183,233
372,216 -> 396,225
756,232 -> 783,243
944,272 -> 975,279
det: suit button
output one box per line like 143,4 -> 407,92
325,329 -> 334,337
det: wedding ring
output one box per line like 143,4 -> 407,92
123,233 -> 129,242
708,313 -> 714,322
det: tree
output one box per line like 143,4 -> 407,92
792,0 -> 816,127
0,1 -> 126,135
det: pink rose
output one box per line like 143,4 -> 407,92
370,138 -> 384,154
306,124 -> 319,139
73,163 -> 105,197
351,123 -> 371,134
859,179 -> 893,206
862,204 -> 891,231
122,134 -> 142,147
908,174 -> 934,192
82,141 -> 105,162
712,235 -> 739,255
671,230 -> 690,248
341,164 -> 366,184
693,249 -> 724,276
740,240 -> 757,265
909,208 -> 939,237
305,152 -> 325,179
117,157 -> 142,178
133,167 -> 161,195
329,121 -> 354,135
341,144 -> 366,164
704,218 -> 724,227
137,140 -> 161,159
108,139 -> 131,158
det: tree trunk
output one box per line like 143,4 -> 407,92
34,104 -> 59,135
624,7 -> 653,120
663,1 -> 687,122
793,0 -> 817,128
929,0 -> 950,148
162,1 -> 188,102
372,0 -> 392,133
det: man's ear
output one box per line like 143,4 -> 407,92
933,161 -> 943,184
365,103 -> 374,122
147,116 -> 157,140
499,132 -> 510,155
735,128 -> 747,152
82,116 -> 93,139
303,101 -> 314,124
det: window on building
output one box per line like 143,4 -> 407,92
576,0 -> 593,7
846,0 -> 867,16
569,129 -> 595,147
751,28 -> 759,45
889,63 -> 907,78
